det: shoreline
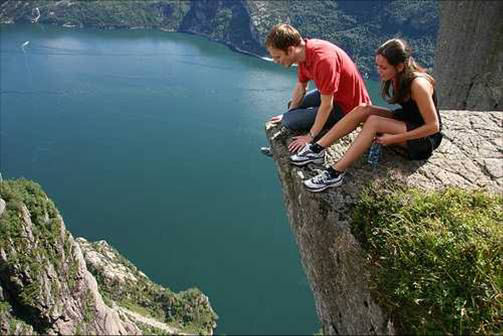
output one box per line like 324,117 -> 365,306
1,21 -> 275,64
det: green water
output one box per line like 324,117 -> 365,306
1,24 -> 387,334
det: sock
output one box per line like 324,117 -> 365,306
326,166 -> 342,178
310,143 -> 325,153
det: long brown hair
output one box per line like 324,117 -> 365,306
376,38 -> 435,104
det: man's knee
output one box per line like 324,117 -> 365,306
281,113 -> 307,131
281,115 -> 295,130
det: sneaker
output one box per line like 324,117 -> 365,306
260,146 -> 273,157
290,144 -> 325,166
303,169 -> 345,192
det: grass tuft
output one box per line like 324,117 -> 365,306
352,184 -> 502,334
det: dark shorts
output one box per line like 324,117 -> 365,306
393,109 -> 443,160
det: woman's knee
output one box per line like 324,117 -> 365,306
362,115 -> 381,130
351,104 -> 372,121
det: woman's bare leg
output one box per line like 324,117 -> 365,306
317,105 -> 393,148
333,115 -> 407,172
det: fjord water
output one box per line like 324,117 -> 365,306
1,25 -> 384,334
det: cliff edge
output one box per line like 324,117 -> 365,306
265,110 -> 502,334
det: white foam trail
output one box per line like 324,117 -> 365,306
260,56 -> 298,67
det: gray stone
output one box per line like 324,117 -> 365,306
265,110 -> 502,334
435,1 -> 503,111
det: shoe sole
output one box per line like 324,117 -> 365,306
290,157 -> 324,166
260,147 -> 273,157
304,179 -> 343,192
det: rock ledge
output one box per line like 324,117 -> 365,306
265,110 -> 502,334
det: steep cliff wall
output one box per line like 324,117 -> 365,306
435,1 -> 503,111
0,180 -> 217,335
265,110 -> 502,334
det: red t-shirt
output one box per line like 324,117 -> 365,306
298,39 -> 371,114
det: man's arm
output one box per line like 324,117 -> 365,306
309,93 -> 333,138
287,93 -> 334,153
289,81 -> 308,110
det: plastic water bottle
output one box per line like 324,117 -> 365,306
368,142 -> 382,166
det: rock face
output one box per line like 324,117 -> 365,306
0,193 -> 139,334
435,1 -> 503,111
264,110 -> 502,334
0,180 -> 217,335
179,0 -> 263,55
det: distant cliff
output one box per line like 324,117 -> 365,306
0,0 -> 438,79
0,180 -> 217,335
435,1 -> 503,111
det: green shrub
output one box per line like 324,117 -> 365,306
352,185 -> 502,334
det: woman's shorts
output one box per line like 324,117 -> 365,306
393,110 -> 443,160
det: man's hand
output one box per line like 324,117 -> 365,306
270,114 -> 283,124
288,134 -> 312,153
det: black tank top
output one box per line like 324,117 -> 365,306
399,91 -> 443,131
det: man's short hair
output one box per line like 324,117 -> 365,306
265,23 -> 302,52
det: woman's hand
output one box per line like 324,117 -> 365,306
288,134 -> 312,153
375,134 -> 399,146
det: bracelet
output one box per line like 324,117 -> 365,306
308,131 -> 316,139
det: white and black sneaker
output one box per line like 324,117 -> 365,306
303,169 -> 345,192
290,144 -> 325,166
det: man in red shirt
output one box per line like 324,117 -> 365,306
265,23 -> 371,153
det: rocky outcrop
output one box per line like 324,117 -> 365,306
0,180 -> 217,335
435,1 -> 503,111
264,110 -> 502,334
179,0 -> 264,55
77,238 -> 218,335
0,200 -> 139,334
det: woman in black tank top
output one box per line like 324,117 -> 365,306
392,82 -> 443,160
294,38 -> 443,192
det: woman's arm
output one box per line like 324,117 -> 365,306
377,77 -> 440,145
